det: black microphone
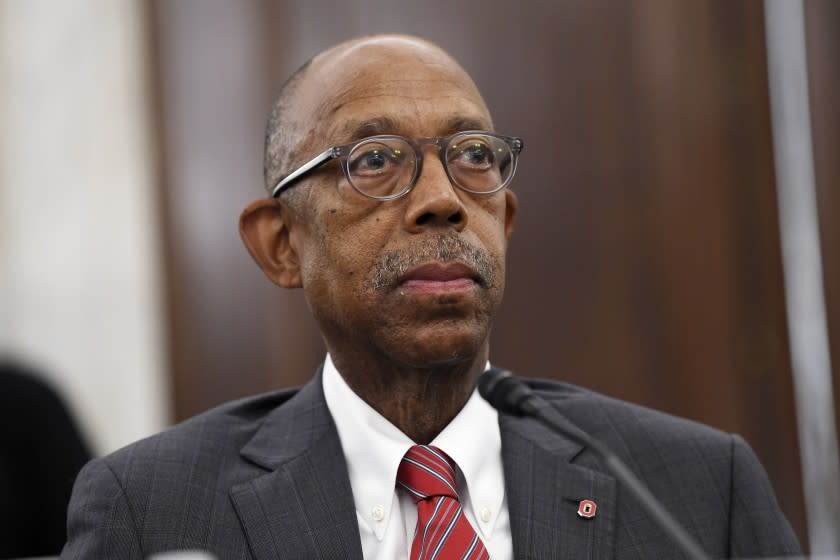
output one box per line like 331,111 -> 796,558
479,368 -> 710,560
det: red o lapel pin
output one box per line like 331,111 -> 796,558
577,499 -> 597,519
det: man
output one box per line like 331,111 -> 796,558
63,35 -> 800,559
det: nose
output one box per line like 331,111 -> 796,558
403,151 -> 468,234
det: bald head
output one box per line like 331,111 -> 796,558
262,35 -> 491,200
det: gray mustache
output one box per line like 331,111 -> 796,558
371,234 -> 496,290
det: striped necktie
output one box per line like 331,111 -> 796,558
397,445 -> 490,560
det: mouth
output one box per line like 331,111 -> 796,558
399,261 -> 481,294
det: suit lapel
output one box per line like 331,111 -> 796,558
501,410 -> 616,560
227,366 -> 616,559
229,369 -> 364,560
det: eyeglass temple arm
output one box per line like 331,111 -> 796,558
270,147 -> 337,198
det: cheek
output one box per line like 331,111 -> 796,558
472,202 -> 510,266
320,204 -> 397,278
300,216 -> 383,305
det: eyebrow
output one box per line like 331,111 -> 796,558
340,116 -> 400,141
444,116 -> 491,134
335,115 -> 493,144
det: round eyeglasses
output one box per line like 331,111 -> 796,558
271,131 -> 524,200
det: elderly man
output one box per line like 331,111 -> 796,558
63,35 -> 800,559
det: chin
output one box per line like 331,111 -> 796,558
392,321 -> 488,369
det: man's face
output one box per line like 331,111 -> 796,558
282,39 -> 516,368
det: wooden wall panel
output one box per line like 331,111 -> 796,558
148,0 -> 326,419
147,0 -> 828,546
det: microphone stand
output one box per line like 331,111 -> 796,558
480,369 -> 710,560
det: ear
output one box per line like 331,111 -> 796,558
239,198 -> 302,288
503,189 -> 518,240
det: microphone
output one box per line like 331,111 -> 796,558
479,368 -> 710,560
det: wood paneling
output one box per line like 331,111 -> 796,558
147,0 -> 832,546
148,0 -> 326,420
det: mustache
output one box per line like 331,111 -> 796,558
371,233 -> 497,291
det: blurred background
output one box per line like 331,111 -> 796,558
1,0 -> 838,555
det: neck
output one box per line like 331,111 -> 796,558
328,344 -> 488,444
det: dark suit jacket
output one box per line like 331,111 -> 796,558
62,369 -> 800,559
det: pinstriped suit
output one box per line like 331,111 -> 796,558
62,368 -> 800,559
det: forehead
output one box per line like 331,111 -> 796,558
296,40 -> 492,146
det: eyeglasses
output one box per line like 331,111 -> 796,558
271,131 -> 524,200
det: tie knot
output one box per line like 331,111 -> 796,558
397,445 -> 458,503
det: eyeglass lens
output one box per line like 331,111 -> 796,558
345,133 -> 514,199
347,139 -> 417,198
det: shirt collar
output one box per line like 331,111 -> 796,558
322,354 -> 504,540
430,381 -> 504,538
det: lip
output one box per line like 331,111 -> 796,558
399,262 -> 480,293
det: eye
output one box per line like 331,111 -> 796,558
348,143 -> 407,177
449,139 -> 495,170
352,149 -> 387,173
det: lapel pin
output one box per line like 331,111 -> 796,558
577,499 -> 597,519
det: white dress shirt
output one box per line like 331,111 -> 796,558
322,354 -> 513,560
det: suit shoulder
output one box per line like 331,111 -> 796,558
525,377 -> 732,449
99,386 -> 301,471
66,388 -> 304,557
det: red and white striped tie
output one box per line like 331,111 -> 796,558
397,445 -> 490,560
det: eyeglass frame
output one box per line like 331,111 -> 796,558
270,130 -> 524,200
